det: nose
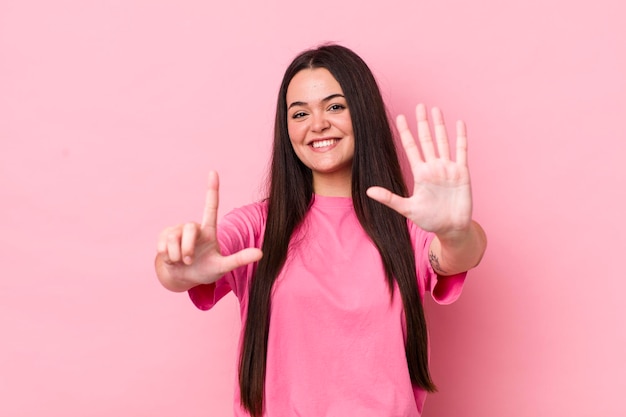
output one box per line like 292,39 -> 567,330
311,111 -> 330,132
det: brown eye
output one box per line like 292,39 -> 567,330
292,111 -> 307,119
328,104 -> 346,112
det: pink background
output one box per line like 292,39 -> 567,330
2,0 -> 625,415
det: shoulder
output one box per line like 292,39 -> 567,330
221,200 -> 268,228
217,200 -> 268,251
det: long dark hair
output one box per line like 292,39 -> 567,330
239,44 -> 435,416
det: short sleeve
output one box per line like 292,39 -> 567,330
187,201 -> 267,311
411,223 -> 467,305
188,280 -> 234,311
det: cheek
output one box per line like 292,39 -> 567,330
337,113 -> 354,135
287,123 -> 305,143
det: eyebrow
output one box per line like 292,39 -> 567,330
287,93 -> 345,110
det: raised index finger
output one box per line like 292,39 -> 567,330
201,171 -> 220,236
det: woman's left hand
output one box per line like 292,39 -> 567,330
366,103 -> 473,239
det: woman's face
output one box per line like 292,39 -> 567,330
286,68 -> 355,194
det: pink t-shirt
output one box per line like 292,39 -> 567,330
189,195 -> 466,417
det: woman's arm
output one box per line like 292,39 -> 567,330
367,104 -> 486,273
429,220 -> 487,276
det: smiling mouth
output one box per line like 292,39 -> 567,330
311,139 -> 338,149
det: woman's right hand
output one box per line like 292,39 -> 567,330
155,171 -> 263,292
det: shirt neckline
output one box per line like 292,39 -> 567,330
312,194 -> 353,208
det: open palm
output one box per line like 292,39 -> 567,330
367,104 -> 473,236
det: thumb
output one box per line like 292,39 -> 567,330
218,248 -> 263,275
366,186 -> 410,217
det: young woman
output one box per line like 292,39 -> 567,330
155,44 -> 486,417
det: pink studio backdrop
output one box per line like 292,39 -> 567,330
1,0 -> 625,416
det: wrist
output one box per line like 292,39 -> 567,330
431,221 -> 487,274
435,221 -> 478,248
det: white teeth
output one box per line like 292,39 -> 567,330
312,139 -> 337,148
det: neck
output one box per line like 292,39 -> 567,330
312,171 -> 352,197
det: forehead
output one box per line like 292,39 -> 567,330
286,68 -> 344,102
